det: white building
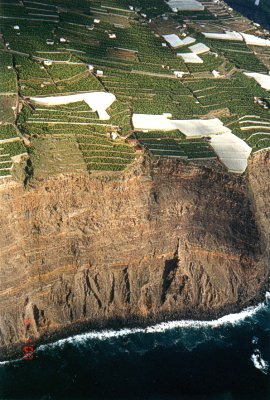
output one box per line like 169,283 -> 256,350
96,70 -> 104,77
43,60 -> 53,66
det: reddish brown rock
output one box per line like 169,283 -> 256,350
0,154 -> 269,358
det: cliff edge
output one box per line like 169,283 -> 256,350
0,153 -> 269,358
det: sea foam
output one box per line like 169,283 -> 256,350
251,349 -> 269,375
1,291 -> 269,365
37,291 -> 270,351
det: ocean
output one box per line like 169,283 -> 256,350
0,291 -> 269,400
225,0 -> 270,29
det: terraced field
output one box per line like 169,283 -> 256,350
0,125 -> 27,179
0,0 -> 269,182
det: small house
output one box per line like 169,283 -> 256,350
212,70 -> 221,78
44,60 -> 53,66
110,132 -> 118,140
173,71 -> 184,78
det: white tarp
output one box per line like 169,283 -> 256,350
132,115 -> 231,137
189,42 -> 210,54
162,34 -> 183,48
132,114 -> 173,131
171,118 -> 232,137
210,133 -> 252,173
168,0 -> 205,11
177,53 -> 204,63
182,36 -> 196,46
133,115 -> 251,172
202,31 -> 270,46
244,73 -> 270,90
30,92 -> 116,120
202,31 -> 243,41
162,35 -> 196,48
241,33 -> 270,46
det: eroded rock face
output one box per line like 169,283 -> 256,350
0,155 -> 269,354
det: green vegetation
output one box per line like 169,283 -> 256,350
0,0 -> 269,180
0,124 -> 19,140
137,137 -> 216,159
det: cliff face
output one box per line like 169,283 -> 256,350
0,155 -> 269,355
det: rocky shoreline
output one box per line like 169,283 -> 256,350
0,151 -> 269,361
1,280 -> 268,362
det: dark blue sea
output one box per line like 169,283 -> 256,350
0,292 -> 269,400
225,0 -> 270,30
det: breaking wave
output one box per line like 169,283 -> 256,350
1,291 -> 269,366
37,291 -> 270,352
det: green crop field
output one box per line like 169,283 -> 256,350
0,0 -> 269,182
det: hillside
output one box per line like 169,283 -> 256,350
0,0 -> 269,359
0,0 -> 270,180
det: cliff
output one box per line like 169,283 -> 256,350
0,153 -> 269,358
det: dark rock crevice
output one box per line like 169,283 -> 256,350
0,155 -> 268,355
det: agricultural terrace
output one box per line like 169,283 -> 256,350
0,0 -> 269,182
0,124 -> 27,179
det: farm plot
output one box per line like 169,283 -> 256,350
246,133 -> 270,151
101,71 -> 200,118
0,52 -> 17,93
56,19 -> 189,74
28,123 -> 135,173
0,138 -> 27,178
201,38 -> 268,73
185,73 -> 269,116
0,124 -> 20,141
138,137 -> 216,159
122,0 -> 170,17
1,0 -> 269,178
0,96 -> 17,124
15,55 -> 104,97
238,116 -> 270,151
